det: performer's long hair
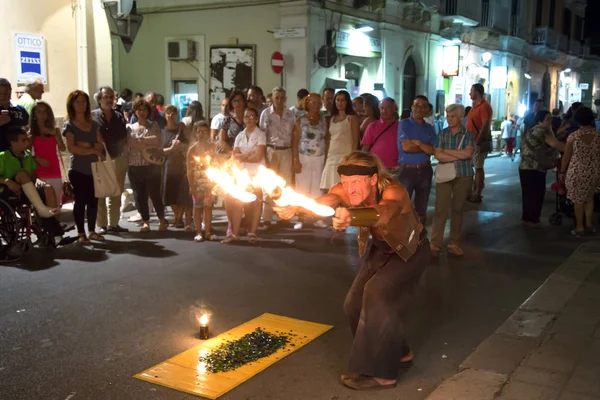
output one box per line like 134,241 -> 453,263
338,151 -> 393,192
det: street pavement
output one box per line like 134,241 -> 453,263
0,156 -> 590,400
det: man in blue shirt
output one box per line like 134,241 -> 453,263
0,78 -> 29,152
397,95 -> 436,225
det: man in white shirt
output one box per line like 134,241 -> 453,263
259,87 -> 296,227
500,115 -> 515,159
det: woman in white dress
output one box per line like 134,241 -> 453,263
320,90 -> 360,190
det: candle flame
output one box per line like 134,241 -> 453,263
199,314 -> 209,326
254,166 -> 334,217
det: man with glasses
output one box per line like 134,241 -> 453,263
396,95 -> 435,226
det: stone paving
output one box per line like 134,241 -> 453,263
425,240 -> 600,400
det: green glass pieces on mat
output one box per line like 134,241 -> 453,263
199,328 -> 293,373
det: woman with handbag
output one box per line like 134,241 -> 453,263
29,101 -> 68,206
519,111 -> 565,227
127,99 -> 168,233
63,91 -> 105,244
430,104 -> 475,257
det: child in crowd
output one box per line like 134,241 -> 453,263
187,121 -> 218,242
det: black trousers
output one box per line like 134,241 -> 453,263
519,169 -> 547,223
343,240 -> 431,379
128,165 -> 165,222
69,170 -> 97,234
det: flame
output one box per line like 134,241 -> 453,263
253,166 -> 335,217
199,314 -> 209,326
203,156 -> 257,203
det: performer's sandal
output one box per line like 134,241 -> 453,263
342,375 -> 397,391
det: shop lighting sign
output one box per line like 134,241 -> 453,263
14,32 -> 47,84
335,30 -> 381,58
490,66 -> 508,89
442,46 -> 460,77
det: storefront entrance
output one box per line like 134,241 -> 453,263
402,56 -> 417,111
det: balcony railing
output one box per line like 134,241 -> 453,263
480,0 -> 492,28
439,0 -> 482,26
534,27 -> 558,49
558,34 -> 568,52
569,39 -> 581,56
510,15 -> 519,37
581,44 -> 590,58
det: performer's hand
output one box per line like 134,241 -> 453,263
273,205 -> 298,220
332,207 -> 351,231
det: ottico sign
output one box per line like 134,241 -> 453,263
14,32 -> 47,84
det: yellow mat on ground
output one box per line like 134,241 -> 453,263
134,313 -> 333,399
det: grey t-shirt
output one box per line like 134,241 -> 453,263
62,121 -> 99,175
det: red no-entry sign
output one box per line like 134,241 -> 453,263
271,52 -> 284,74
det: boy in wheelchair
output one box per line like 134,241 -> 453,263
0,127 -> 72,254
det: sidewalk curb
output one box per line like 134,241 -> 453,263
424,242 -> 600,400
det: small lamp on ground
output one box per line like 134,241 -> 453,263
198,313 -> 210,340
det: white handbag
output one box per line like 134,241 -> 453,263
91,142 -> 121,198
435,134 -> 465,184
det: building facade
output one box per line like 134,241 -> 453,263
1,0 -> 113,119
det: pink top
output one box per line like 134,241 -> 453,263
361,119 -> 400,169
32,136 -> 62,179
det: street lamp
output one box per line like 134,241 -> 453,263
564,68 -> 572,73
524,72 -> 532,114
482,52 -> 493,63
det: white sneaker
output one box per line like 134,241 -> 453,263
128,213 -> 143,222
294,222 -> 304,230
314,220 -> 328,228
194,234 -> 204,242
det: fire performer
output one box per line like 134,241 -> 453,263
274,151 -> 431,390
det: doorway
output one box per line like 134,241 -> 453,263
542,72 -> 551,109
402,56 -> 417,112
172,80 -> 198,120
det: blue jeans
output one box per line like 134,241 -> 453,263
396,164 -> 433,225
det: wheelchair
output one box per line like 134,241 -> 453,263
0,191 -> 72,260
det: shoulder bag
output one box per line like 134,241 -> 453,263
435,133 -> 466,184
368,120 -> 396,149
472,120 -> 493,153
56,144 -> 74,205
92,142 -> 122,198
140,124 -> 166,165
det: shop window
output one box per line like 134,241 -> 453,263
345,63 -> 362,87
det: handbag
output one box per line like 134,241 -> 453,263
91,142 -> 122,198
56,142 -> 74,205
472,120 -> 493,153
139,124 -> 166,165
435,133 -> 466,184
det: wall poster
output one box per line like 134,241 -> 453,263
209,45 -> 256,118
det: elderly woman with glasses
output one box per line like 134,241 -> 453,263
222,108 -> 266,244
430,104 -> 475,257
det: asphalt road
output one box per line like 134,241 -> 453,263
0,156 -> 586,400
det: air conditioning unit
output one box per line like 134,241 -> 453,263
168,40 -> 196,61
101,0 -> 134,18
